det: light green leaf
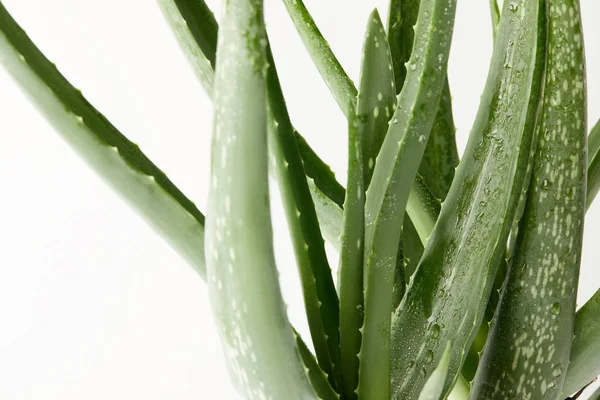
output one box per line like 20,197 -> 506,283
470,1 -> 587,398
280,0 -> 357,117
265,45 -> 342,391
358,1 -> 458,398
205,0 -> 317,397
562,288 -> 600,397
587,119 -> 600,165
0,2 -> 206,278
387,0 -> 459,202
588,147 -> 600,208
390,0 -> 547,398
158,0 -> 346,245
337,102 -> 363,400
158,0 -> 217,97
294,329 -> 340,400
418,344 -> 452,400
489,0 -> 501,43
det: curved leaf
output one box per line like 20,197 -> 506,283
205,0 -> 317,397
489,0 -> 501,43
266,45 -> 342,390
562,288 -> 600,397
387,0 -> 459,201
389,0 -> 547,398
158,0 -> 217,96
418,344 -> 452,400
471,1 -> 587,398
280,0 -> 356,117
588,119 -> 600,165
0,2 -> 207,277
358,1 -> 458,398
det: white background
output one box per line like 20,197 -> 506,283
0,0 -> 598,399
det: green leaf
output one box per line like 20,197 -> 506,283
0,2 -> 207,277
265,45 -> 342,391
358,1 -> 458,398
159,0 -> 346,246
389,0 -> 547,398
588,119 -> 600,165
562,288 -> 600,397
418,344 -> 452,400
280,0 -> 357,117
356,10 -> 397,187
205,0 -> 317,397
294,329 -> 340,400
470,1 -> 587,398
489,0 -> 501,44
158,0 -> 217,97
387,0 -> 459,202
588,147 -> 600,209
337,103 -> 364,400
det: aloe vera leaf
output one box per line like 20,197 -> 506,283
588,150 -> 600,208
295,133 -> 345,208
158,0 -> 217,97
280,0 -> 356,117
419,81 -> 460,201
265,45 -> 342,390
158,0 -> 347,240
562,288 -> 600,397
337,102 -> 364,400
204,0 -> 318,397
489,0 -> 501,43
357,10 -> 397,186
356,1 -> 457,398
294,329 -> 340,400
417,344 -> 452,400
470,2 -> 586,398
0,2 -> 208,277
387,0 -> 459,202
588,119 -> 600,166
389,0 -> 547,398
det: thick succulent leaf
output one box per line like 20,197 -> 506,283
562,288 -> 600,397
159,0 -> 346,245
280,0 -> 356,117
387,0 -> 459,201
470,1 -> 587,398
588,119 -> 600,165
295,132 -> 345,208
389,1 -> 547,398
357,1 -> 458,398
205,0 -> 317,397
337,104 -> 364,400
357,10 -> 396,186
418,344 -> 452,400
265,46 -> 342,391
489,0 -> 501,43
158,0 -> 217,96
0,2 -> 207,277
407,174 -> 441,245
419,81 -> 460,201
294,329 -> 339,400
588,148 -> 600,208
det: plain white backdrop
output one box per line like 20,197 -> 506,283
0,0 -> 598,399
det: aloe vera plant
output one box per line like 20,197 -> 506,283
1,0 -> 600,399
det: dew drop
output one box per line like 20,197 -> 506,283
431,324 -> 440,339
424,350 -> 434,364
552,303 -> 561,315
508,2 -> 519,12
